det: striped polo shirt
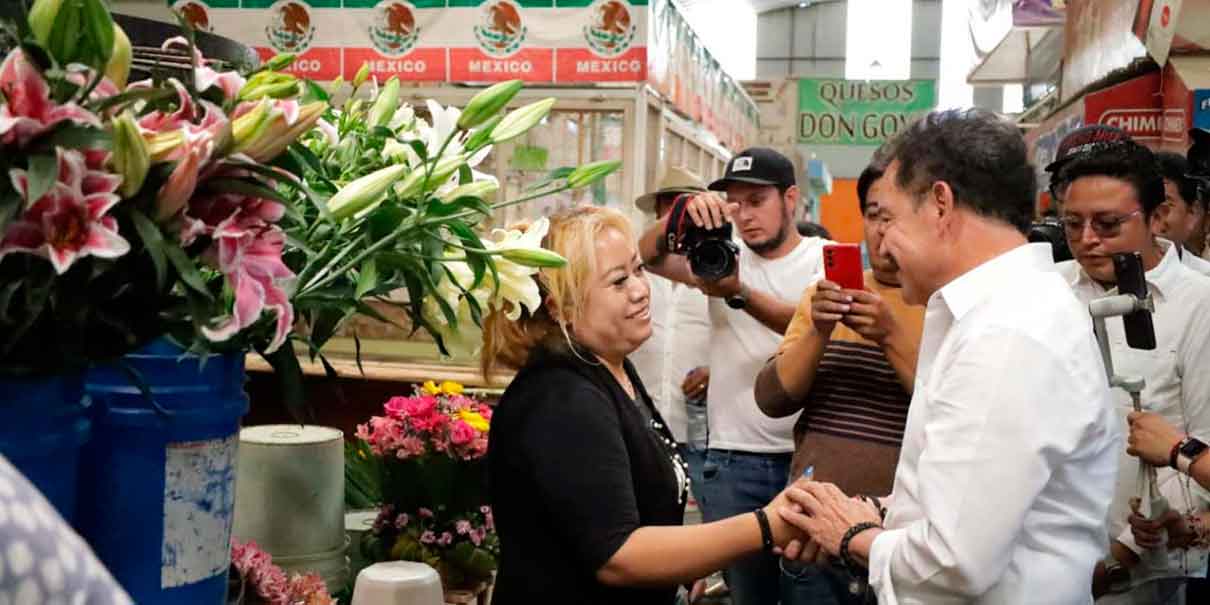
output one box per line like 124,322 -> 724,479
780,271 -> 924,496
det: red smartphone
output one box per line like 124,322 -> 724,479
823,244 -> 864,290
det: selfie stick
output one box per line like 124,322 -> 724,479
1089,294 -> 1170,578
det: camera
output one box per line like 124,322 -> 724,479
663,194 -> 740,281
1028,216 -> 1072,263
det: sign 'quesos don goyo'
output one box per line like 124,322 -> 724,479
798,79 -> 937,146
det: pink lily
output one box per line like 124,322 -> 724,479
138,79 -> 229,161
200,224 -> 295,353
155,130 -> 214,222
1,149 -> 129,274
64,66 -> 121,103
0,48 -> 100,147
162,37 -> 246,101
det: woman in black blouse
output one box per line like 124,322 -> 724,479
484,206 -> 804,605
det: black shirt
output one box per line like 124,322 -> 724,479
487,346 -> 687,605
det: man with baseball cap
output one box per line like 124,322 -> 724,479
1045,125 -> 1210,603
629,167 -> 713,511
638,147 -> 829,605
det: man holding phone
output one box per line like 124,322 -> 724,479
1044,126 -> 1210,602
639,147 -> 828,605
753,152 -> 924,605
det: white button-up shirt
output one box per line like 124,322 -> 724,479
1182,244 -> 1210,277
629,274 -> 711,442
1057,240 -> 1210,580
869,244 -> 1121,605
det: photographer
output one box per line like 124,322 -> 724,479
639,147 -> 828,605
1044,126 -> 1210,603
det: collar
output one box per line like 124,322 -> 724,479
1066,238 -> 1180,301
934,243 -> 1055,322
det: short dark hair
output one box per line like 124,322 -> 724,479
1052,141 -> 1165,219
1155,151 -> 1200,207
885,109 -> 1036,234
795,221 -> 831,239
856,146 -> 891,213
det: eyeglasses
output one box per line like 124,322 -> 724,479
1060,209 -> 1143,238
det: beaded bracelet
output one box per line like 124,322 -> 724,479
839,521 -> 881,572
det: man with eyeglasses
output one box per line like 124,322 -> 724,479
1045,126 -> 1210,604
1151,152 -> 1210,276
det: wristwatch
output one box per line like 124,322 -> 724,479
725,284 -> 749,310
1175,436 -> 1210,474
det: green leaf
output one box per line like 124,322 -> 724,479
44,125 -> 111,150
47,1 -> 82,66
24,154 -> 59,207
525,166 -> 575,192
405,139 -> 428,163
353,332 -> 366,377
288,142 -> 324,176
202,178 -> 288,204
301,79 -> 330,104
165,243 -> 212,300
309,305 -> 354,353
261,339 -> 312,425
0,281 -> 21,325
129,209 -> 168,290
81,0 -> 115,66
447,221 -> 488,289
444,265 -> 483,327
370,126 -> 394,139
354,300 -> 406,331
458,164 -> 473,185
366,204 -> 407,241
355,258 -> 378,298
90,86 -> 176,114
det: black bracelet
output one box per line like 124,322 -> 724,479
839,521 -> 881,572
753,508 -> 774,554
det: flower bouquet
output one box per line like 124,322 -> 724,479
355,380 -> 498,589
229,539 -> 336,605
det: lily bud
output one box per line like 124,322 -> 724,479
28,0 -> 62,46
457,79 -> 522,130
155,135 -> 210,221
327,76 -> 345,96
464,114 -> 503,152
239,71 -> 300,102
238,101 -> 326,162
110,110 -> 149,197
263,53 -> 297,72
491,98 -> 556,144
353,63 -> 371,89
440,180 -> 499,203
497,247 -> 567,268
393,154 -> 467,199
327,163 -> 410,221
231,99 -> 274,149
566,159 -> 622,189
105,23 -> 132,89
146,129 -> 185,163
367,77 -> 401,129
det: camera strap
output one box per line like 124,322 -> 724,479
663,194 -> 694,254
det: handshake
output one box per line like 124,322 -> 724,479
763,476 -> 886,570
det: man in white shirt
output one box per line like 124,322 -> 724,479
639,147 -> 827,605
776,110 -> 1121,604
629,167 -> 713,498
1151,151 -> 1210,277
1043,127 -> 1210,604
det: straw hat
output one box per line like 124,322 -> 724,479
635,166 -> 706,214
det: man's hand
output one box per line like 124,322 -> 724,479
1127,411 -> 1184,467
682,191 -> 735,231
810,280 -> 852,335
1129,498 -> 1192,549
841,288 -> 899,345
681,366 -> 709,399
695,269 -> 743,299
777,481 -> 881,557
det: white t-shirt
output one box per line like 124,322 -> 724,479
706,236 -> 827,453
630,275 -> 711,443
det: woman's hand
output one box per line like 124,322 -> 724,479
1127,411 -> 1184,467
1129,497 -> 1193,549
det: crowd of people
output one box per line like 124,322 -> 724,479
483,109 -> 1210,605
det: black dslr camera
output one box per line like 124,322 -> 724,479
663,193 -> 740,281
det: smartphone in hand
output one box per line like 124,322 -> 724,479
1112,252 -> 1156,350
823,244 -> 864,290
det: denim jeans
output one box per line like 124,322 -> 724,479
678,443 -> 709,511
695,449 -> 792,605
780,559 -> 873,605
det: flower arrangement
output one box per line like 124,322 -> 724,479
354,380 -> 498,589
0,0 -> 321,373
229,539 -> 336,605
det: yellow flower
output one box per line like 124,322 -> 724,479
422,380 -> 442,395
458,410 -> 490,432
440,381 -> 464,395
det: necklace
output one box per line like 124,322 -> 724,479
648,415 -> 691,505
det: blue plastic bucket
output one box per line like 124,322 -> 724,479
0,372 -> 90,522
78,339 -> 249,605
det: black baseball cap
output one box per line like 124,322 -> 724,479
708,147 -> 796,191
1188,128 -> 1210,181
1044,125 -> 1135,173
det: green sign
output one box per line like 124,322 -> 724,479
797,79 -> 937,146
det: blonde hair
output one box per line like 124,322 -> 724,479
481,205 -> 637,380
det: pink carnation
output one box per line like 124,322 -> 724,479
420,531 -> 437,544
394,513 -> 410,529
455,520 -> 472,535
419,507 -> 434,518
450,420 -> 476,446
383,396 -> 410,419
438,532 -> 454,546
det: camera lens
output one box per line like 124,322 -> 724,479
689,241 -> 736,281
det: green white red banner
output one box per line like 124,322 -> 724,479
161,0 -> 649,84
